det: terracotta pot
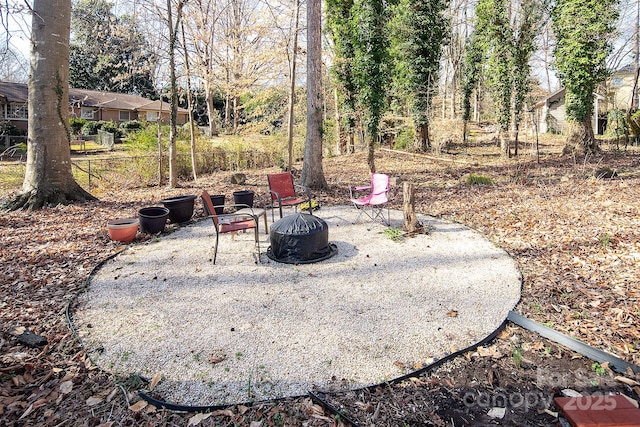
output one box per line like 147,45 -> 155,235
159,195 -> 197,223
138,207 -> 170,234
107,218 -> 139,243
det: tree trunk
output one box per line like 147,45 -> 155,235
563,118 -> 598,155
11,0 -> 94,210
157,99 -> 164,186
300,0 -> 327,190
499,129 -> 510,157
463,119 -> 468,145
224,91 -> 231,131
402,182 -> 419,233
181,21 -> 197,181
334,87 -> 342,156
233,95 -> 239,133
287,0 -> 300,172
204,80 -> 219,136
417,123 -> 430,152
166,0 -> 185,188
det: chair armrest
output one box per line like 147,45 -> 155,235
348,184 -> 371,199
268,189 -> 282,204
216,212 -> 257,224
294,184 -> 312,202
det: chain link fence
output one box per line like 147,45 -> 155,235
0,150 -> 281,194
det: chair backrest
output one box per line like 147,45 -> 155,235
201,190 -> 219,226
267,172 -> 296,200
369,173 -> 390,205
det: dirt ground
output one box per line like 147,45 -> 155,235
1,139 -> 640,426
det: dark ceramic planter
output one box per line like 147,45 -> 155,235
233,190 -> 254,208
159,195 -> 196,223
138,207 -> 170,234
209,194 -> 226,215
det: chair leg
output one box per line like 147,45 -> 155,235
352,204 -> 367,224
213,230 -> 220,265
253,226 -> 260,259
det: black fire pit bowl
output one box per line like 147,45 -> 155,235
267,213 -> 337,264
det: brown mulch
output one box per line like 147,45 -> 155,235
1,145 -> 640,426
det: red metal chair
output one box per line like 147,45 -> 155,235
349,173 -> 391,225
201,191 -> 260,264
267,172 -> 312,220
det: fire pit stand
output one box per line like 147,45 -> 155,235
266,213 -> 337,264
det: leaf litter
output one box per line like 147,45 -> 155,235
1,147 -> 640,425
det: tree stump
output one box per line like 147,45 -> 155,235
403,182 -> 419,233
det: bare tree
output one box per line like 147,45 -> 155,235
285,0 -> 301,172
9,0 -> 94,210
265,0 -> 303,171
184,0 -> 221,136
300,0 -> 327,189
181,20 -> 198,180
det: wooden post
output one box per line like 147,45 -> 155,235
403,182 -> 419,233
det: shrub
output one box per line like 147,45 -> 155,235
466,173 -> 494,185
629,110 -> 640,136
394,127 -> 414,150
120,120 -> 144,132
81,121 -> 102,136
69,118 -> 87,135
100,121 -> 124,138
605,109 -> 627,138
124,125 -> 164,152
0,122 -> 26,136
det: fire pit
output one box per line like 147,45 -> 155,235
266,213 -> 337,264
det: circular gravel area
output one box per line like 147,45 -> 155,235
74,206 -> 521,406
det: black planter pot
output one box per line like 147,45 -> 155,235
138,207 -> 170,234
209,194 -> 226,215
159,195 -> 197,223
233,190 -> 254,208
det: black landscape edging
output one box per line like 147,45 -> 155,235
507,311 -> 640,375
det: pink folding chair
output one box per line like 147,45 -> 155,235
349,173 -> 391,225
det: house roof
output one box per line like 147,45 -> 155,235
533,87 -> 605,110
0,81 -> 28,103
534,88 -> 565,109
613,63 -> 637,75
0,81 -> 188,113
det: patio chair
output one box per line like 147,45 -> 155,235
267,172 -> 312,221
349,173 -> 391,225
201,191 -> 260,264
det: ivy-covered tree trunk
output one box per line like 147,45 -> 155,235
353,0 -> 388,172
389,0 -> 447,152
326,0 -> 358,157
9,0 -> 95,210
552,0 -> 618,154
473,0 -> 540,158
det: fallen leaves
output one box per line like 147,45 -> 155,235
149,373 -> 162,391
59,381 -> 73,395
1,149 -> 640,426
128,400 -> 147,412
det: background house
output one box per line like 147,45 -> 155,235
532,88 -> 606,135
0,82 -> 188,147
532,64 -> 638,135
